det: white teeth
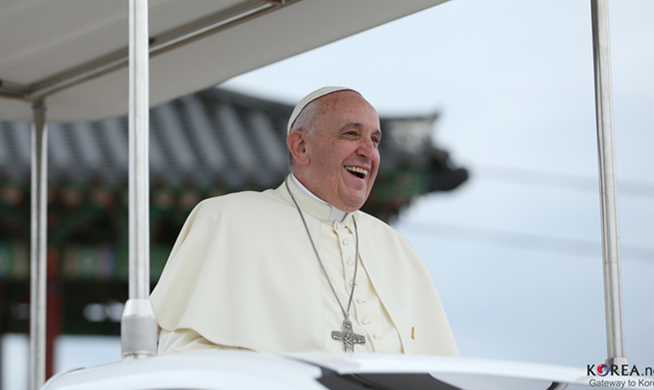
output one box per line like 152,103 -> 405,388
345,166 -> 368,176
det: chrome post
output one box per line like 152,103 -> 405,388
29,99 -> 47,390
590,0 -> 628,367
121,0 -> 157,359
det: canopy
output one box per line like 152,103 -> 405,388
0,0 -> 447,122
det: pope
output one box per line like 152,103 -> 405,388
150,86 -> 458,355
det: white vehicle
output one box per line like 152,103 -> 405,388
43,352 -> 597,390
0,0 -> 630,389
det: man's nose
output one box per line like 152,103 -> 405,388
356,138 -> 378,160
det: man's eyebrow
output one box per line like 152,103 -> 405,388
340,122 -> 363,131
339,123 -> 383,137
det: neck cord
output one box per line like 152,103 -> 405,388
285,178 -> 360,320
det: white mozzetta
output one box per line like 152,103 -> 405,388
150,176 -> 458,355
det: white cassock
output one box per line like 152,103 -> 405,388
150,175 -> 458,356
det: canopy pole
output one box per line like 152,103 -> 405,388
121,0 -> 157,359
29,99 -> 47,390
590,0 -> 627,367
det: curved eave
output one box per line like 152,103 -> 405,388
0,0 -> 447,122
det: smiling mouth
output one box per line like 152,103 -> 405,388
345,166 -> 369,179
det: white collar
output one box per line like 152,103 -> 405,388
290,173 -> 347,222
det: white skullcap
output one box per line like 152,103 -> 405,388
287,86 -> 359,133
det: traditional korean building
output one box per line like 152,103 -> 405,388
0,87 -> 468,360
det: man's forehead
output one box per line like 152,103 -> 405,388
329,94 -> 381,137
319,92 -> 380,125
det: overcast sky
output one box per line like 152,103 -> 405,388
3,0 -> 653,388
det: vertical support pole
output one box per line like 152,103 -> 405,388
121,0 -> 157,359
590,0 -> 627,367
128,0 -> 150,304
30,99 -> 47,390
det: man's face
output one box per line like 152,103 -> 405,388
297,91 -> 381,212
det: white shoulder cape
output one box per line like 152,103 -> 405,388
150,180 -> 458,355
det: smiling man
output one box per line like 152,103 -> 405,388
150,87 -> 458,355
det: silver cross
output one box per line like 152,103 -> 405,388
331,318 -> 366,352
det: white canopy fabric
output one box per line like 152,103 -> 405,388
0,0 -> 447,122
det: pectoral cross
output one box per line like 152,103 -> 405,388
331,318 -> 365,352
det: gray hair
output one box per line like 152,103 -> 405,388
287,99 -> 325,169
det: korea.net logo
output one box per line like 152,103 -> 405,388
587,363 -> 653,377
586,363 -> 654,388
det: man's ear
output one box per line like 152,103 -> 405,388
287,130 -> 310,166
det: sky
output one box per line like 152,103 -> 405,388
220,0 -> 654,368
3,0 -> 654,388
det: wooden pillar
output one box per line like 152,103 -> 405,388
0,279 -> 5,390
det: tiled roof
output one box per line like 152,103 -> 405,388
0,88 -> 467,193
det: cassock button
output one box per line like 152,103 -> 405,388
356,298 -> 364,304
349,280 -> 358,287
336,223 -> 343,230
346,258 -> 354,266
342,239 -> 350,246
373,333 -> 381,339
362,319 -> 370,325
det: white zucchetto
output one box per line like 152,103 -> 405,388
287,86 -> 359,133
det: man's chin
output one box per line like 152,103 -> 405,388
340,194 -> 369,212
336,182 -> 372,211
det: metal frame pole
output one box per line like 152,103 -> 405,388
29,99 -> 47,390
121,0 -> 157,359
590,0 -> 627,367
